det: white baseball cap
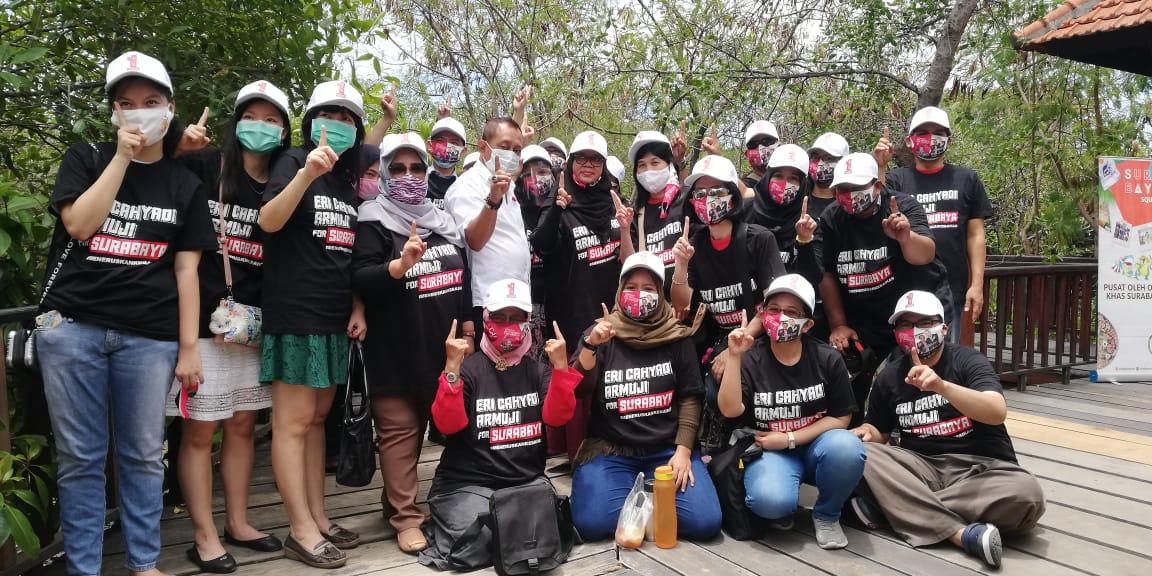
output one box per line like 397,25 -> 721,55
908,106 -> 951,135
744,120 -> 779,146
484,278 -> 532,313
235,80 -> 291,119
768,144 -> 809,175
620,251 -> 667,285
520,144 -> 551,166
105,51 -> 172,95
684,155 -> 740,189
888,290 -> 946,324
379,132 -> 429,166
809,132 -> 850,158
569,131 -> 609,159
606,156 -> 626,182
462,151 -> 481,169
627,130 -> 671,165
763,274 -> 816,315
541,137 -> 568,158
430,117 -> 467,142
830,152 -> 879,188
306,80 -> 364,119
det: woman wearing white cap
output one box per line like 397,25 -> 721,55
720,274 -> 863,549
751,144 -> 815,272
569,252 -> 721,541
530,130 -> 624,461
741,120 -> 781,189
514,145 -> 567,360
420,279 -> 581,569
426,117 -> 469,208
806,132 -> 850,218
258,80 -> 368,568
668,155 -> 786,444
620,131 -> 690,292
351,132 -> 473,553
540,136 -> 568,172
36,51 -> 217,576
166,79 -> 293,571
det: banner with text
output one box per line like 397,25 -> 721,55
1097,157 -> 1152,381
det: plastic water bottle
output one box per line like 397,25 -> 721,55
653,465 -> 677,549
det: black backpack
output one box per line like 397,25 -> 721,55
706,428 -> 768,540
488,477 -> 576,575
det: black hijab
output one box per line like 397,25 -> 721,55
752,165 -> 812,235
564,165 -> 615,241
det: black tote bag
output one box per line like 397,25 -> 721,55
336,341 -> 376,487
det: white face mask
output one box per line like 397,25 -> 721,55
111,106 -> 173,146
636,167 -> 673,194
484,148 -> 521,175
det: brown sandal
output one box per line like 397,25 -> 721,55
398,527 -> 428,554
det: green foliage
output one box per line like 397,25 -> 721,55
0,435 -> 56,558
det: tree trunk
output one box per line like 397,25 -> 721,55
917,0 -> 982,109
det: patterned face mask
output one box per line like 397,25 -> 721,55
760,311 -> 805,343
384,174 -> 428,205
895,324 -> 946,358
909,133 -> 949,161
809,158 -> 836,187
429,140 -> 463,168
767,178 -> 800,206
835,184 -> 878,216
619,289 -> 660,321
690,188 -> 734,225
484,319 -> 528,352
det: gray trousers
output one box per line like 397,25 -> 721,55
861,443 -> 1046,546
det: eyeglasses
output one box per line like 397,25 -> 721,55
763,304 -> 806,318
388,163 -> 428,177
571,154 -> 605,167
894,318 -> 942,330
691,187 -> 729,200
746,138 -> 777,150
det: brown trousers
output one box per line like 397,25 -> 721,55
861,443 -> 1046,546
372,396 -> 428,532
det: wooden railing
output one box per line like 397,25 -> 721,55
961,256 -> 1097,391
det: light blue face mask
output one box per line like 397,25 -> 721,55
311,118 -> 357,155
484,148 -> 520,174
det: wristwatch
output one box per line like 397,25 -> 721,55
787,431 -> 796,450
484,196 -> 502,210
444,371 -> 459,385
581,337 -> 598,354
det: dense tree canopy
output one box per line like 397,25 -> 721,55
2,0 -> 1148,308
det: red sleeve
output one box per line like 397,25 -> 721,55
431,374 -> 469,435
542,367 -> 581,427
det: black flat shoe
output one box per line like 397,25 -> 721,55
223,530 -> 283,552
186,546 -> 238,574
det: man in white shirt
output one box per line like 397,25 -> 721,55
445,117 -> 532,342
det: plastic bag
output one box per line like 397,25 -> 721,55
614,472 -> 652,549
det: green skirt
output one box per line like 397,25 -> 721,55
260,334 -> 349,389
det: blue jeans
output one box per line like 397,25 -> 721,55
743,428 -> 865,522
949,299 -> 965,344
38,317 -> 178,574
571,448 -> 722,541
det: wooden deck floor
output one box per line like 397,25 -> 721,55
29,379 -> 1152,576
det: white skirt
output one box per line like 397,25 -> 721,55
166,338 -> 271,421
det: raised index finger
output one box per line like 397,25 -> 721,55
409,221 -> 419,238
601,303 -> 612,320
889,196 -> 899,214
910,346 -> 922,366
114,102 -> 129,127
682,216 -> 691,240
611,190 -> 624,211
882,126 -> 890,141
552,321 -> 563,339
740,309 -> 748,328
196,106 -> 210,128
448,318 -> 458,339
318,124 -> 328,148
801,195 -> 808,218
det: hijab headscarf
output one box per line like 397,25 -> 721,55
564,166 -> 615,242
752,166 -> 812,235
357,182 -> 463,246
603,267 -> 706,350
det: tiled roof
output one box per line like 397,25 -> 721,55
1014,0 -> 1152,47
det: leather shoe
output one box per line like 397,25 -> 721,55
186,546 -> 237,574
223,530 -> 283,552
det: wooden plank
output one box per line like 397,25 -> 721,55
755,525 -> 905,576
1037,478 -> 1152,530
1035,502 -> 1152,558
618,549 -> 684,576
639,538 -> 759,576
1017,454 -> 1152,502
1004,415 -> 1152,465
1004,391 -> 1152,425
1022,386 -> 1152,411
789,517 -> 982,576
1004,401 -> 1152,437
1012,439 -> 1152,482
1008,526 -> 1152,576
860,528 -> 1086,576
673,532 -> 829,575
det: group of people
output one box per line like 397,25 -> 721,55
34,50 -> 1046,576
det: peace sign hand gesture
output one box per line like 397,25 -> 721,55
671,118 -> 688,165
796,196 -> 818,242
436,94 -> 452,120
400,222 -> 428,271
882,196 -> 911,242
701,124 -> 722,155
726,311 -> 755,355
556,178 -> 572,209
585,304 -> 617,346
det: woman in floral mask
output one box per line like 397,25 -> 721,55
751,144 -> 814,272
719,274 -> 864,550
352,132 -> 472,554
259,80 -> 368,568
669,154 -> 786,453
619,131 -> 689,292
569,251 -> 722,541
167,79 -> 293,572
420,278 -> 580,568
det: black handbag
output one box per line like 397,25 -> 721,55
335,341 -> 376,487
706,428 -> 768,540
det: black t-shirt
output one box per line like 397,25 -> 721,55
433,353 -> 553,493
542,211 -> 622,353
807,194 -> 836,222
262,149 -> 359,335
815,190 -> 952,351
688,223 -> 786,348
42,142 -> 217,341
866,344 -> 1016,463
428,171 -> 455,211
631,194 -> 691,294
739,338 -> 855,432
517,186 -> 554,306
586,338 -> 704,449
352,222 -> 471,402
886,165 -> 993,302
741,173 -> 762,190
179,150 -> 268,339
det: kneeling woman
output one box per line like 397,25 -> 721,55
420,279 -> 581,568
719,274 -> 864,549
570,252 -> 722,541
